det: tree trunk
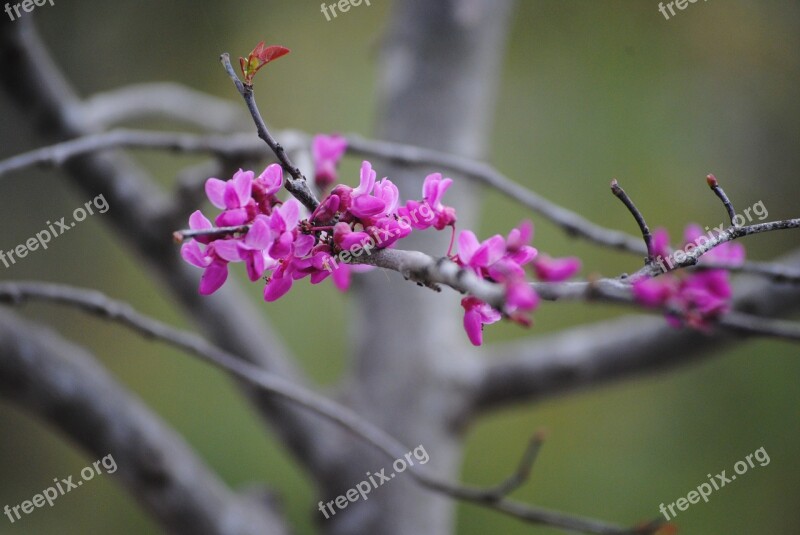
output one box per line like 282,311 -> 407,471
320,2 -> 514,534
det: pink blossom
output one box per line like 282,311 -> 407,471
632,224 -> 746,330
182,161 -> 545,345
312,134 -> 347,189
180,239 -> 229,296
461,296 -> 502,346
532,255 -> 581,282
205,169 -> 256,226
422,173 -> 456,230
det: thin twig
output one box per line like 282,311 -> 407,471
639,218 -> 800,277
706,174 -> 738,226
172,225 -> 250,243
610,179 -> 653,262
483,430 -> 547,500
219,53 -> 319,212
0,281 -> 657,535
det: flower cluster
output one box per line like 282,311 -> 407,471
453,222 -> 581,345
632,225 -> 745,329
180,135 -> 583,346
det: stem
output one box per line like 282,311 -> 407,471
219,53 -> 319,212
610,179 -> 653,261
173,225 -> 250,242
706,174 -> 738,226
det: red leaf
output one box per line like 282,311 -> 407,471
257,45 -> 290,64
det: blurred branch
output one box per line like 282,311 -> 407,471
475,249 -> 800,411
0,281 -> 660,535
0,308 -> 288,535
691,260 -> 800,284
0,18 -> 332,476
82,82 -> 250,132
0,128 -> 266,178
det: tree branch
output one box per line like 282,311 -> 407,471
0,281 -> 661,535
474,249 -> 800,411
0,308 -> 288,535
0,18 -> 331,476
81,82 -> 251,132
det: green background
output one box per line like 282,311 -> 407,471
0,1 -> 798,533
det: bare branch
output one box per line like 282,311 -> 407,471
0,308 -> 288,535
82,82 -> 250,132
0,281 -> 658,535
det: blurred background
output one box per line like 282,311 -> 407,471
0,1 -> 798,533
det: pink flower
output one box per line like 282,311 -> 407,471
461,296 -> 502,346
267,199 -> 302,259
180,241 -> 229,296
504,278 -> 539,325
684,224 -> 745,266
457,231 -> 506,277
651,227 -> 671,260
205,169 -> 256,226
532,255 -> 581,282
312,134 -> 347,189
632,276 -> 676,307
632,224 -> 746,330
422,173 -> 457,230
235,216 -> 278,281
350,161 -> 389,219
252,164 -> 283,215
180,211 -> 231,295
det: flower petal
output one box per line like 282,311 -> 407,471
180,240 -> 209,268
204,178 -> 227,209
264,275 -> 293,302
199,259 -> 228,295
